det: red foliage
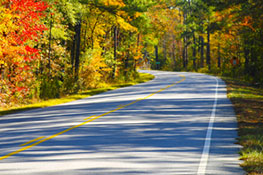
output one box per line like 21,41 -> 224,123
0,0 -> 48,106
10,0 -> 48,47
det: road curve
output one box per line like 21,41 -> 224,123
0,70 -> 244,175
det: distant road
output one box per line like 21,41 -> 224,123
0,70 -> 244,174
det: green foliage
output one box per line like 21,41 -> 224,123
2,0 -> 262,113
40,77 -> 62,99
0,72 -> 154,115
144,0 -> 263,87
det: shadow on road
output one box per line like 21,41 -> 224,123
0,71 -> 243,175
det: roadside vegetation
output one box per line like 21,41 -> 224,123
223,77 -> 263,175
0,0 -> 158,108
0,73 -> 154,116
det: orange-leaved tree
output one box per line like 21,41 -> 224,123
0,0 -> 47,107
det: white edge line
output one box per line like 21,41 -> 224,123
197,77 -> 219,175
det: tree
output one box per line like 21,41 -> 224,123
0,0 -> 47,106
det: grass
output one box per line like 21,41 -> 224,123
0,72 -> 155,116
222,77 -> 263,175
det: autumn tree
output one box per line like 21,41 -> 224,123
0,0 -> 47,106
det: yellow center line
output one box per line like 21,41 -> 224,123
0,74 -> 186,161
20,136 -> 45,147
84,115 -> 97,121
117,104 -> 128,108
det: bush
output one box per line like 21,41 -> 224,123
40,77 -> 61,99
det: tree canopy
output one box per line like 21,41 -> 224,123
0,0 -> 262,108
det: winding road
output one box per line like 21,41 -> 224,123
0,70 -> 244,174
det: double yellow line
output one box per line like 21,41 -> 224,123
0,75 -> 185,161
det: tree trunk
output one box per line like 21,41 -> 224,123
83,22 -> 88,50
172,35 -> 176,67
244,39 -> 250,73
183,36 -> 189,69
193,34 -> 197,70
250,39 -> 257,78
200,36 -> 204,68
74,20 -> 81,81
48,14 -> 53,76
206,27 -> 211,70
185,41 -> 188,67
71,33 -> 76,73
124,50 -> 129,81
182,9 -> 188,69
112,26 -> 118,79
217,43 -> 221,68
183,38 -> 189,69
135,33 -> 140,72
163,35 -> 167,63
155,45 -> 159,70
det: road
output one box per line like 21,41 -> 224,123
0,70 -> 244,175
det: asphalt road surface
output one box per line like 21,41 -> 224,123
0,70 -> 244,175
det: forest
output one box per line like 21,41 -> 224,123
0,0 -> 262,108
